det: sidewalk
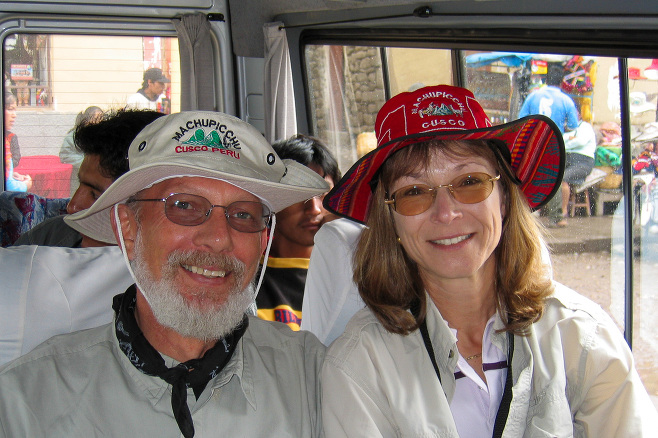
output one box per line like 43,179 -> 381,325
541,215 -> 615,254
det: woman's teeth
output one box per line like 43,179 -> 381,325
432,234 -> 470,246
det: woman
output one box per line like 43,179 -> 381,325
4,92 -> 32,192
321,85 -> 656,437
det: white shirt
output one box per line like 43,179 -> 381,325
0,245 -> 133,366
126,91 -> 162,110
451,315 -> 506,438
301,218 -> 364,345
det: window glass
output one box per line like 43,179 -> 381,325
4,33 -> 180,197
305,45 -> 451,174
305,44 -> 658,408
626,58 -> 658,402
305,45 -> 386,172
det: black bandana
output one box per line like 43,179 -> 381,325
113,286 -> 248,438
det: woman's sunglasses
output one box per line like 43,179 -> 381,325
384,172 -> 500,216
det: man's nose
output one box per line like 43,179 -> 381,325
303,196 -> 323,215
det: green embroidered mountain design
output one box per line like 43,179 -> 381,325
181,129 -> 225,148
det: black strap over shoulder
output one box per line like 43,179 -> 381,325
492,334 -> 514,438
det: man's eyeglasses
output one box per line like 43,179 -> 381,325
128,193 -> 271,233
384,172 -> 500,216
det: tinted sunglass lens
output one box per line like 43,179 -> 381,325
396,194 -> 433,216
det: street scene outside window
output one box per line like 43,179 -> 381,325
3,33 -> 180,198
304,44 -> 658,408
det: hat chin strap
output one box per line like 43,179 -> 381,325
114,204 -> 156,309
247,214 -> 275,315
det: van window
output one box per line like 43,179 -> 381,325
304,43 -> 658,408
304,45 -> 452,170
3,33 -> 180,197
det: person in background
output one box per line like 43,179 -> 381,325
256,134 -> 340,329
519,63 -> 579,227
4,91 -> 32,192
59,105 -> 103,195
126,67 -> 170,111
0,111 -> 328,437
13,108 -> 164,247
300,217 -> 365,344
557,110 -> 597,223
321,84 -> 656,436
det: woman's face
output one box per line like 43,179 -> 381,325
4,102 -> 16,132
390,147 -> 505,286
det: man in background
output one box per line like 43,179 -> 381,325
13,108 -> 164,247
256,134 -> 340,329
126,67 -> 170,112
519,63 -> 579,227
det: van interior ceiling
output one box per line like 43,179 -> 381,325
1,0 -> 658,409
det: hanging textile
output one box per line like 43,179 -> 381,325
173,13 -> 215,111
263,22 -> 297,143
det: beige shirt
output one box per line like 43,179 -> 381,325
322,283 -> 657,437
0,315 -> 325,437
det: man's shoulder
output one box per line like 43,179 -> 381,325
244,316 -> 325,356
315,217 -> 364,246
0,324 -> 114,376
127,91 -> 147,102
13,215 -> 82,247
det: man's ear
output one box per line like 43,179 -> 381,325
111,204 -> 138,260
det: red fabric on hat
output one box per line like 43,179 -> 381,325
325,85 -> 565,223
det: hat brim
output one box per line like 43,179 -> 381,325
325,115 -> 565,224
65,159 -> 328,243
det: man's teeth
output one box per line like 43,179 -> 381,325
433,234 -> 470,245
182,264 -> 226,278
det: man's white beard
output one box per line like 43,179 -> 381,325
130,231 -> 254,341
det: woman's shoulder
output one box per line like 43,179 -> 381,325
544,282 -> 612,321
325,307 -> 393,361
533,281 -> 623,344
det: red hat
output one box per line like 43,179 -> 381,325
325,84 -> 565,223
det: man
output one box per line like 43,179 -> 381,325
0,111 -> 329,437
13,108 -> 164,247
256,134 -> 340,329
126,67 -> 170,111
519,63 -> 579,227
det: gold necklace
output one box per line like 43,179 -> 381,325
465,353 -> 482,361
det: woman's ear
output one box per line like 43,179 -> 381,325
111,204 -> 138,260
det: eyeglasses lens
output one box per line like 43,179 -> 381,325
164,193 -> 270,232
390,173 -> 497,216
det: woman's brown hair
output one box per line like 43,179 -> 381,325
353,139 -> 553,335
